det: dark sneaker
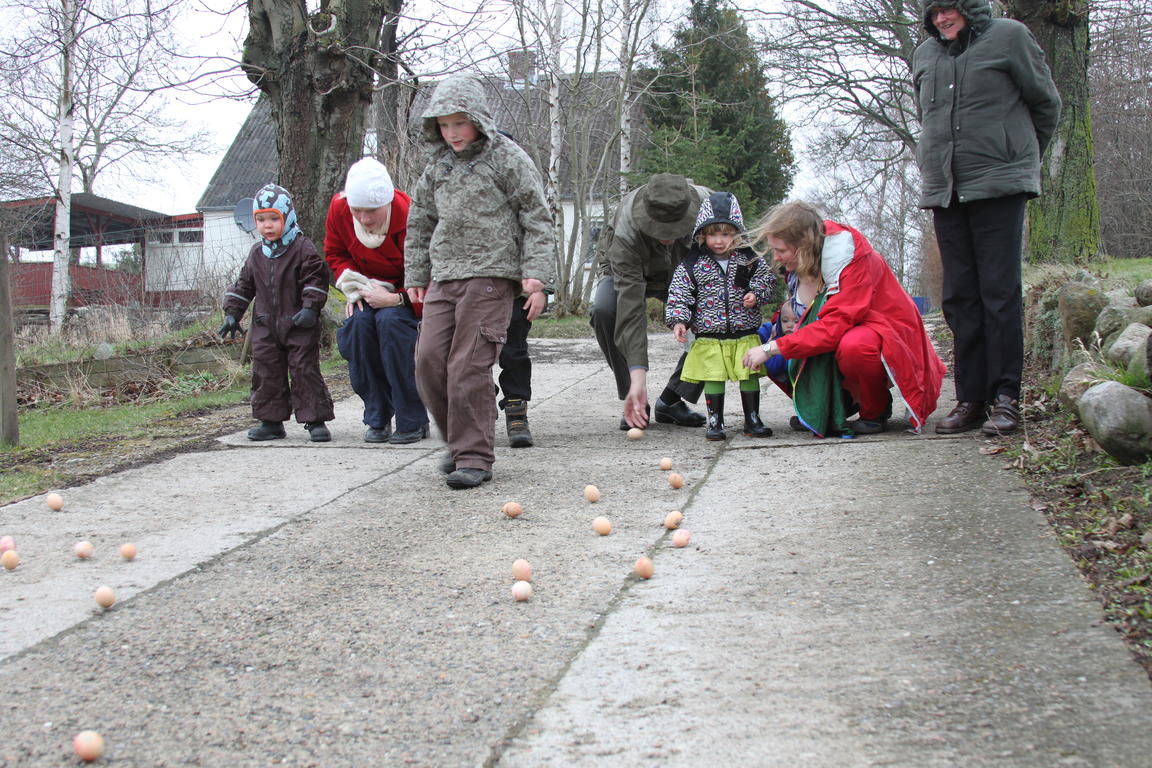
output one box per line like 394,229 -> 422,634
304,422 -> 331,442
653,400 -> 706,427
981,395 -> 1020,436
389,424 -> 430,444
935,401 -> 986,435
851,418 -> 888,435
446,467 -> 492,489
364,425 -> 392,443
247,420 -> 286,441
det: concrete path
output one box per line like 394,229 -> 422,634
1,334 -> 1149,766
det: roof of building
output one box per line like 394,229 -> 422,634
196,96 -> 277,211
1,192 -> 170,250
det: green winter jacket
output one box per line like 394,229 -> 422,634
405,75 -> 555,288
911,0 -> 1061,208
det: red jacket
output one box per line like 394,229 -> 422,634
777,221 -> 945,429
324,190 -> 422,316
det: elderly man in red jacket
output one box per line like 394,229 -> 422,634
325,157 -> 429,444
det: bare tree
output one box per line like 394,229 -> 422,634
1089,0 -> 1152,259
0,230 -> 16,445
1,0 -> 214,332
242,0 -> 406,241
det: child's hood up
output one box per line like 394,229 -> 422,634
421,75 -> 498,151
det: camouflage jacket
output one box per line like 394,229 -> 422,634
405,75 -> 555,288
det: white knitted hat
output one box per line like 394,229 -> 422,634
345,157 -> 395,208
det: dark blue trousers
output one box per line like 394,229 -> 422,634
337,305 -> 428,432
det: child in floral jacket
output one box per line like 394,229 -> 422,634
665,191 -> 776,440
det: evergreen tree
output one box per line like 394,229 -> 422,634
638,0 -> 794,213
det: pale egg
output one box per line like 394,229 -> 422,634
667,472 -> 685,489
592,516 -> 612,536
73,730 -> 105,762
74,541 -> 94,559
627,427 -> 644,440
120,543 -> 137,561
0,535 -> 14,553
663,511 -> 684,529
634,556 -> 654,579
511,580 -> 533,602
583,484 -> 601,503
1,550 -> 19,570
512,558 -> 533,582
658,457 -> 673,471
502,501 -> 524,519
672,529 -> 692,548
94,586 -> 116,609
45,492 -> 64,511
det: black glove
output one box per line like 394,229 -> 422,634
217,315 -> 244,339
292,308 -> 318,328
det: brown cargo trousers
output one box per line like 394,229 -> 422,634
415,278 -> 517,472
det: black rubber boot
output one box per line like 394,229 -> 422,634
247,420 -> 286,441
705,393 -> 726,441
740,390 -> 773,437
304,422 -> 331,442
505,398 -> 534,448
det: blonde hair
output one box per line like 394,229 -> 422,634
746,201 -> 825,281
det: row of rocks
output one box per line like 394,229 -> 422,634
1053,275 -> 1152,465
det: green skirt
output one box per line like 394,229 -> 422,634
681,335 -> 764,383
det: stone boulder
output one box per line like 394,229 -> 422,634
1106,323 -> 1152,367
1128,336 -> 1150,388
1094,305 -> 1131,344
1057,281 -> 1108,354
1058,362 -> 1100,410
1135,279 -> 1152,308
1105,288 -> 1137,308
1077,381 -> 1152,465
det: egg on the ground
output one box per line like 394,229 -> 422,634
511,580 -> 533,602
74,541 -> 94,559
0,535 -> 14,553
120,543 -> 137,561
583,485 -> 601,503
46,492 -> 64,511
1,550 -> 19,570
634,557 -> 654,579
94,586 -> 116,609
659,457 -> 673,471
512,558 -> 532,582
73,730 -> 104,762
592,516 -> 612,536
672,529 -> 692,548
627,427 -> 644,440
502,501 -> 524,518
667,472 -> 685,489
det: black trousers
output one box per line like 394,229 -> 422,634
933,193 -> 1027,403
497,294 -> 532,408
589,275 -> 703,403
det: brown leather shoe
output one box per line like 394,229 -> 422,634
935,401 -> 986,434
981,395 -> 1020,436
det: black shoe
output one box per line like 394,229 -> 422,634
389,424 -> 429,444
247,420 -> 286,441
364,425 -> 392,443
446,467 -> 492,489
851,418 -> 888,435
619,405 -> 651,431
789,415 -> 806,432
740,390 -> 773,437
654,400 -> 706,427
505,399 -> 534,448
705,392 -> 726,441
304,422 -> 331,442
439,454 -> 455,474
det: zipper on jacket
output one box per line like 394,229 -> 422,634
268,257 -> 280,343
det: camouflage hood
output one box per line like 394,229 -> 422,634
921,0 -> 992,39
421,75 -> 498,156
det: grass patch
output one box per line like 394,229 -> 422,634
530,313 -> 594,338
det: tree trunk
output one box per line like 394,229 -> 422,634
50,0 -> 77,334
1008,0 -> 1100,264
0,231 -> 17,446
243,0 -> 395,246
371,0 -> 408,187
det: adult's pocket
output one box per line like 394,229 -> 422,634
470,325 -> 507,370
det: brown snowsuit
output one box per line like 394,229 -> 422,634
223,237 -> 334,424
